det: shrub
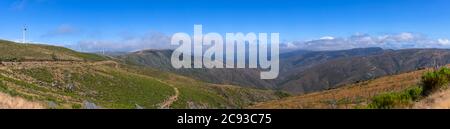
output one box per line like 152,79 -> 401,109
368,86 -> 423,109
51,53 -> 58,61
72,104 -> 82,109
407,86 -> 423,100
439,67 -> 450,79
274,90 -> 290,98
368,67 -> 450,109
421,68 -> 450,96
368,93 -> 400,109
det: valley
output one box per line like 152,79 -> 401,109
118,48 -> 450,95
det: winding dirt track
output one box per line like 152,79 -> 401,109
154,78 -> 179,109
158,85 -> 179,109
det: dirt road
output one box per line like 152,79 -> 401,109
158,86 -> 179,109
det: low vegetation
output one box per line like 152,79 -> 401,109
421,68 -> 450,95
368,67 -> 450,109
367,86 -> 423,109
252,66 -> 450,109
251,68 -> 426,109
0,39 -> 107,61
0,40 -> 285,109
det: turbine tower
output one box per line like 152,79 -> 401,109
22,25 -> 27,43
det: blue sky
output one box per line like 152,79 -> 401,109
1,0 -> 450,51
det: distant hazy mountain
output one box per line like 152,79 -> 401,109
276,47 -> 385,84
279,48 -> 450,93
118,47 -> 418,94
117,47 -> 450,94
117,49 -> 275,89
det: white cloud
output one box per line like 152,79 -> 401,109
66,31 -> 450,52
68,32 -> 172,52
283,42 -> 298,49
397,32 -> 414,41
438,38 -> 450,45
283,33 -> 450,51
319,36 -> 335,40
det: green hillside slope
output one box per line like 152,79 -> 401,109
0,40 -> 286,109
0,40 -> 107,61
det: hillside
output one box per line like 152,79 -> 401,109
0,40 -> 285,109
0,92 -> 43,109
116,48 -> 385,90
414,88 -> 450,109
118,48 -> 450,94
279,48 -> 450,93
250,67 -> 429,109
117,50 -> 275,89
0,40 -> 107,61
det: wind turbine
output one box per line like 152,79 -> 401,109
22,25 -> 28,43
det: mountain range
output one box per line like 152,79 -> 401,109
116,47 -> 450,94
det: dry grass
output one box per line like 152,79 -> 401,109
0,92 -> 44,109
250,68 -> 430,109
415,88 -> 450,109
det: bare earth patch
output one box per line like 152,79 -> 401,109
415,88 -> 450,109
0,92 -> 44,109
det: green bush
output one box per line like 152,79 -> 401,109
274,90 -> 291,98
368,67 -> 450,109
421,68 -> 450,96
407,86 -> 423,100
439,67 -> 450,77
71,104 -> 82,109
368,93 -> 400,109
368,87 -> 423,109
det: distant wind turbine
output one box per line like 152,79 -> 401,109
22,25 -> 28,43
